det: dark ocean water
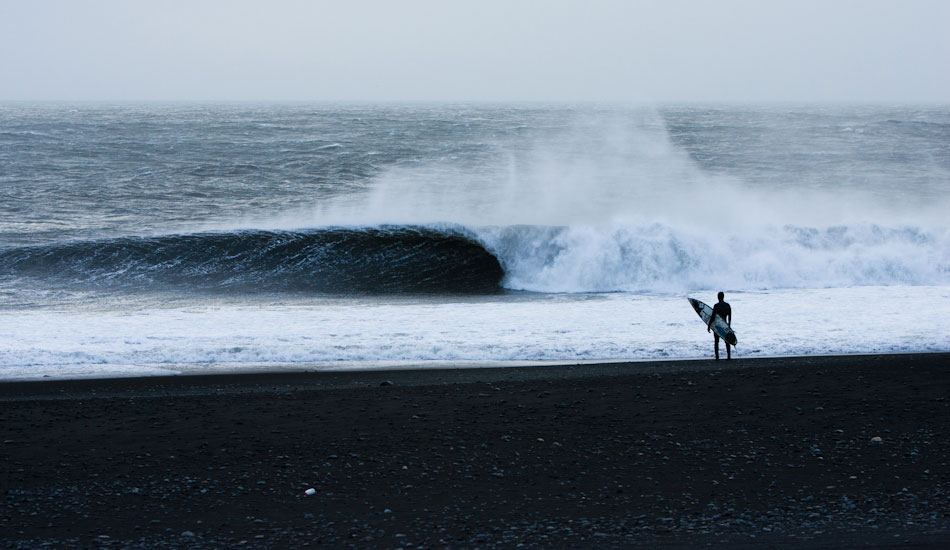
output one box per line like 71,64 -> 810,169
0,226 -> 503,294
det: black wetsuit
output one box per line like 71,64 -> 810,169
710,300 -> 733,358
712,301 -> 731,328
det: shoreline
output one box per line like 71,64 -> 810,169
2,350 -> 948,388
3,353 -> 949,548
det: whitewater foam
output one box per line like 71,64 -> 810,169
2,286 -> 948,380
470,222 -> 950,293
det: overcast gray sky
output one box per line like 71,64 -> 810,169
2,0 -> 948,102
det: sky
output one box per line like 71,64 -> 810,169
1,0 -> 948,102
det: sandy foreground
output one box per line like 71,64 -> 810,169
2,354 -> 949,549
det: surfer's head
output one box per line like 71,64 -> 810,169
717,291 -> 725,301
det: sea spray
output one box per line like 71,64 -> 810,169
313,107 -> 715,227
293,107 -> 950,293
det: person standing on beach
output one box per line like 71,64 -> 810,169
708,291 -> 732,360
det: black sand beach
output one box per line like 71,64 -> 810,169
2,354 -> 948,549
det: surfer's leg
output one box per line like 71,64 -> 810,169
713,334 -> 720,360
726,342 -> 732,360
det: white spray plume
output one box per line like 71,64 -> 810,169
208,107 -> 950,293
304,106 -> 939,232
308,108 -> 716,227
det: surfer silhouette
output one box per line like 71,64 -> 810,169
708,291 -> 732,360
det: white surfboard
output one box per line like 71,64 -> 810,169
688,297 -> 737,346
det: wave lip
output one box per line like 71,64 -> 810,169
0,226 -> 505,295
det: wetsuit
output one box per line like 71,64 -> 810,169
712,301 -> 731,325
710,300 -> 732,359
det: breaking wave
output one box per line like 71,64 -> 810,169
476,222 -> 950,293
2,222 -> 946,296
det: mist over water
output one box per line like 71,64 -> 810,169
307,106 -> 948,225
290,106 -> 950,293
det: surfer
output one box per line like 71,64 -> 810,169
708,291 -> 732,360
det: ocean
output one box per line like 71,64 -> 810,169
1,103 -> 948,380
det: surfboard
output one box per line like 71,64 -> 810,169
688,297 -> 737,346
